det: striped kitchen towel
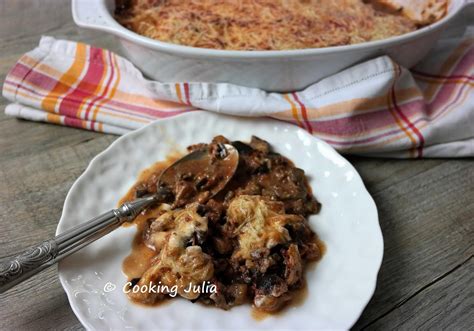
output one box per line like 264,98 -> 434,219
2,34 -> 473,158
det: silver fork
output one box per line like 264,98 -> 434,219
0,195 -> 156,293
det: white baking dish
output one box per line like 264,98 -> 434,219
73,0 -> 473,92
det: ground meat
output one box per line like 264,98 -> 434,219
249,136 -> 270,153
284,244 -> 303,286
254,274 -> 292,312
225,137 -> 320,217
187,143 -> 207,153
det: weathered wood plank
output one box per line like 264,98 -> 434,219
0,267 -> 83,331
0,133 -> 111,330
351,157 -> 474,329
0,134 -> 114,250
364,256 -> 473,330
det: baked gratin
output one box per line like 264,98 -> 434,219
121,136 -> 324,313
115,0 -> 448,51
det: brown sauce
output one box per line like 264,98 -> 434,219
119,154 -> 181,209
120,155 -> 180,279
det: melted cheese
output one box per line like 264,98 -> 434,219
132,204 -> 214,301
115,0 -> 426,50
227,195 -> 304,260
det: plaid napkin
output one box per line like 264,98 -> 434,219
3,33 -> 473,158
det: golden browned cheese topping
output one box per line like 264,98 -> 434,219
113,0 -> 441,51
228,195 -> 305,261
128,204 -> 214,303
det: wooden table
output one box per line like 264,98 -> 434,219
0,1 -> 472,330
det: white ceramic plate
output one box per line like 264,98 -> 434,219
57,111 -> 383,330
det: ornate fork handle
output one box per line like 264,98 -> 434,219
0,240 -> 59,289
0,195 -> 157,293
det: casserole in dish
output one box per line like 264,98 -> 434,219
73,0 -> 473,91
114,0 -> 423,51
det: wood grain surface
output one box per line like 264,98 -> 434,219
0,1 -> 472,330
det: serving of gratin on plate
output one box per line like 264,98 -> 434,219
57,112 -> 382,330
120,135 -> 324,314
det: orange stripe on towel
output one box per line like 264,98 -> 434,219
283,94 -> 304,128
46,113 -> 62,125
41,43 -> 87,113
292,93 -> 312,133
175,83 -> 185,104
